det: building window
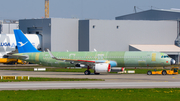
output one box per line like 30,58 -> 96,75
36,32 -> 39,34
117,26 -> 119,29
93,25 -> 95,28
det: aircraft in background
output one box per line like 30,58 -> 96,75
0,34 -> 41,64
12,29 -> 176,75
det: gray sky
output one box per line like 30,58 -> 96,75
0,0 -> 180,20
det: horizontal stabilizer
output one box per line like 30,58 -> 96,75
5,54 -> 28,59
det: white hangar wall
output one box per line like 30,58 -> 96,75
51,18 -> 78,52
79,20 -> 177,51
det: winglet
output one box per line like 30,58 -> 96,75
47,49 -> 57,59
47,49 -> 66,62
14,29 -> 40,53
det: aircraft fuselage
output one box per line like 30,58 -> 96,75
15,51 -> 173,67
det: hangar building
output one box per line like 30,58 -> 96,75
19,18 -> 79,52
19,9 -> 180,63
79,20 -> 177,51
115,9 -> 180,63
116,9 -> 180,20
0,20 -> 19,34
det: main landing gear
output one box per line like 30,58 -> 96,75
84,70 -> 100,75
84,70 -> 91,75
84,66 -> 91,75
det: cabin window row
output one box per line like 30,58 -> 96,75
43,56 -> 151,59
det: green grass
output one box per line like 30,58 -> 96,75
0,77 -> 104,82
1,68 -> 180,74
0,68 -> 94,72
0,88 -> 180,101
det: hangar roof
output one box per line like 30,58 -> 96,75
116,9 -> 180,20
129,45 -> 180,53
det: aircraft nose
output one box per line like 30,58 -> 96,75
171,59 -> 176,65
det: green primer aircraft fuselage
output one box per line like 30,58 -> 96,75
13,29 -> 175,75
16,51 -> 172,67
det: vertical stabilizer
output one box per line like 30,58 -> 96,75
14,29 -> 40,53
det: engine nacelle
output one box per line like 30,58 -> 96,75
94,63 -> 111,73
94,63 -> 125,73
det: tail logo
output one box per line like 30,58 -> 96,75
18,41 -> 28,47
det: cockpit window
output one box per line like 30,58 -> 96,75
161,55 -> 170,58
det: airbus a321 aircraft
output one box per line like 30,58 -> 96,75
12,29 -> 176,75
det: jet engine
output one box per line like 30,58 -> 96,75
94,63 -> 111,73
93,63 -> 124,73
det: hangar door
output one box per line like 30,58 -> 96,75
27,27 -> 43,51
28,27 -> 42,34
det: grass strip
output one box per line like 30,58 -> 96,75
0,77 -> 104,82
1,68 -> 180,74
0,88 -> 180,101
0,68 -> 95,72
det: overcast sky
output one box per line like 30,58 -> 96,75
0,0 -> 180,20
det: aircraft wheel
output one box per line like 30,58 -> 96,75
147,71 -> 152,75
162,70 -> 167,75
84,70 -> 91,75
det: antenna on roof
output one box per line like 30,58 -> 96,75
134,6 -> 137,13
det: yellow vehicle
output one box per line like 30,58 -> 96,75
0,58 -> 27,64
17,59 -> 26,64
147,67 -> 179,75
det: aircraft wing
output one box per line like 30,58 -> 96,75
47,49 -> 102,65
2,50 -> 27,59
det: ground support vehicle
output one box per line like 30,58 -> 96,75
147,67 -> 179,75
0,58 -> 27,64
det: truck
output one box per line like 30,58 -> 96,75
0,58 -> 27,64
147,67 -> 179,75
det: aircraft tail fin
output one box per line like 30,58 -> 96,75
14,29 -> 40,53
